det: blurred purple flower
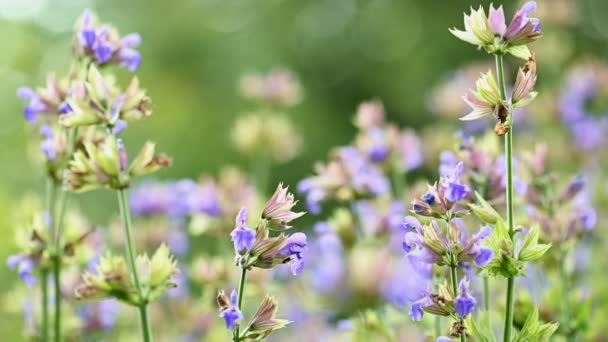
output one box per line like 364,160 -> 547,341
17,87 -> 52,123
7,254 -> 36,287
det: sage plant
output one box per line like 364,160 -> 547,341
219,183 -> 306,341
450,2 -> 557,341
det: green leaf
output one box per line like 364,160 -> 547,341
506,45 -> 532,60
465,311 -> 496,342
513,307 -> 559,342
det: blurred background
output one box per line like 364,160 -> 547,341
1,0 -> 607,339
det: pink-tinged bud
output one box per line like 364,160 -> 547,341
488,4 -> 506,37
262,183 -> 305,230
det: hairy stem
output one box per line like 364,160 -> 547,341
117,188 -> 153,342
233,267 -> 248,342
495,53 -> 515,342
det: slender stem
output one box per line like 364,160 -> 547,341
483,276 -> 490,312
495,54 -> 515,342
560,246 -> 572,342
117,188 -> 152,342
233,267 -> 248,342
41,269 -> 49,342
42,178 -> 57,342
449,262 -> 465,342
53,190 -> 69,342
434,314 -> 441,338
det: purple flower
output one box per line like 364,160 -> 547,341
76,9 -> 142,71
17,86 -> 51,123
230,208 -> 256,254
454,278 -> 477,318
80,299 -> 119,332
421,192 -> 435,205
409,291 -> 432,321
7,254 -> 36,287
310,231 -> 344,293
279,232 -> 307,275
40,139 -> 56,160
443,161 -> 469,202
488,4 -> 506,37
505,1 -> 539,38
580,207 -> 596,230
219,290 -> 244,330
112,120 -> 128,135
474,247 -> 493,267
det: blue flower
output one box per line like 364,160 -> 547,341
219,290 -> 244,330
474,247 -> 493,267
230,208 -> 256,254
443,161 -> 469,202
279,232 -> 307,275
17,87 -> 51,123
409,291 -> 432,321
7,254 -> 36,287
454,278 -> 477,318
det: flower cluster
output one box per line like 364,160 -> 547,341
74,9 -> 142,71
410,161 -> 470,218
75,244 -> 179,305
232,69 -> 303,164
219,183 -> 305,340
64,135 -> 171,191
558,62 -> 608,151
460,54 -> 537,135
299,100 -> 422,214
450,1 -> 542,59
402,216 -> 493,268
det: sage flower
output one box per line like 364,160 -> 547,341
450,2 -> 541,59
454,278 -> 477,318
218,290 -> 244,330
231,208 -> 256,254
76,9 -> 142,71
262,183 -> 305,230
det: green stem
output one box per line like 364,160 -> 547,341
450,262 -> 465,342
42,178 -> 58,342
560,246 -> 572,341
483,276 -> 490,312
233,267 -> 248,342
434,314 -> 441,338
495,54 -> 515,342
41,268 -> 49,342
117,188 -> 152,342
53,190 -> 69,342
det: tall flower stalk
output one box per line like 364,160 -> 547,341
450,3 -> 558,342
494,53 -> 516,342
220,184 -> 305,341
117,189 -> 153,341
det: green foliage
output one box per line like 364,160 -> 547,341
512,307 -> 558,342
465,311 -> 496,342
